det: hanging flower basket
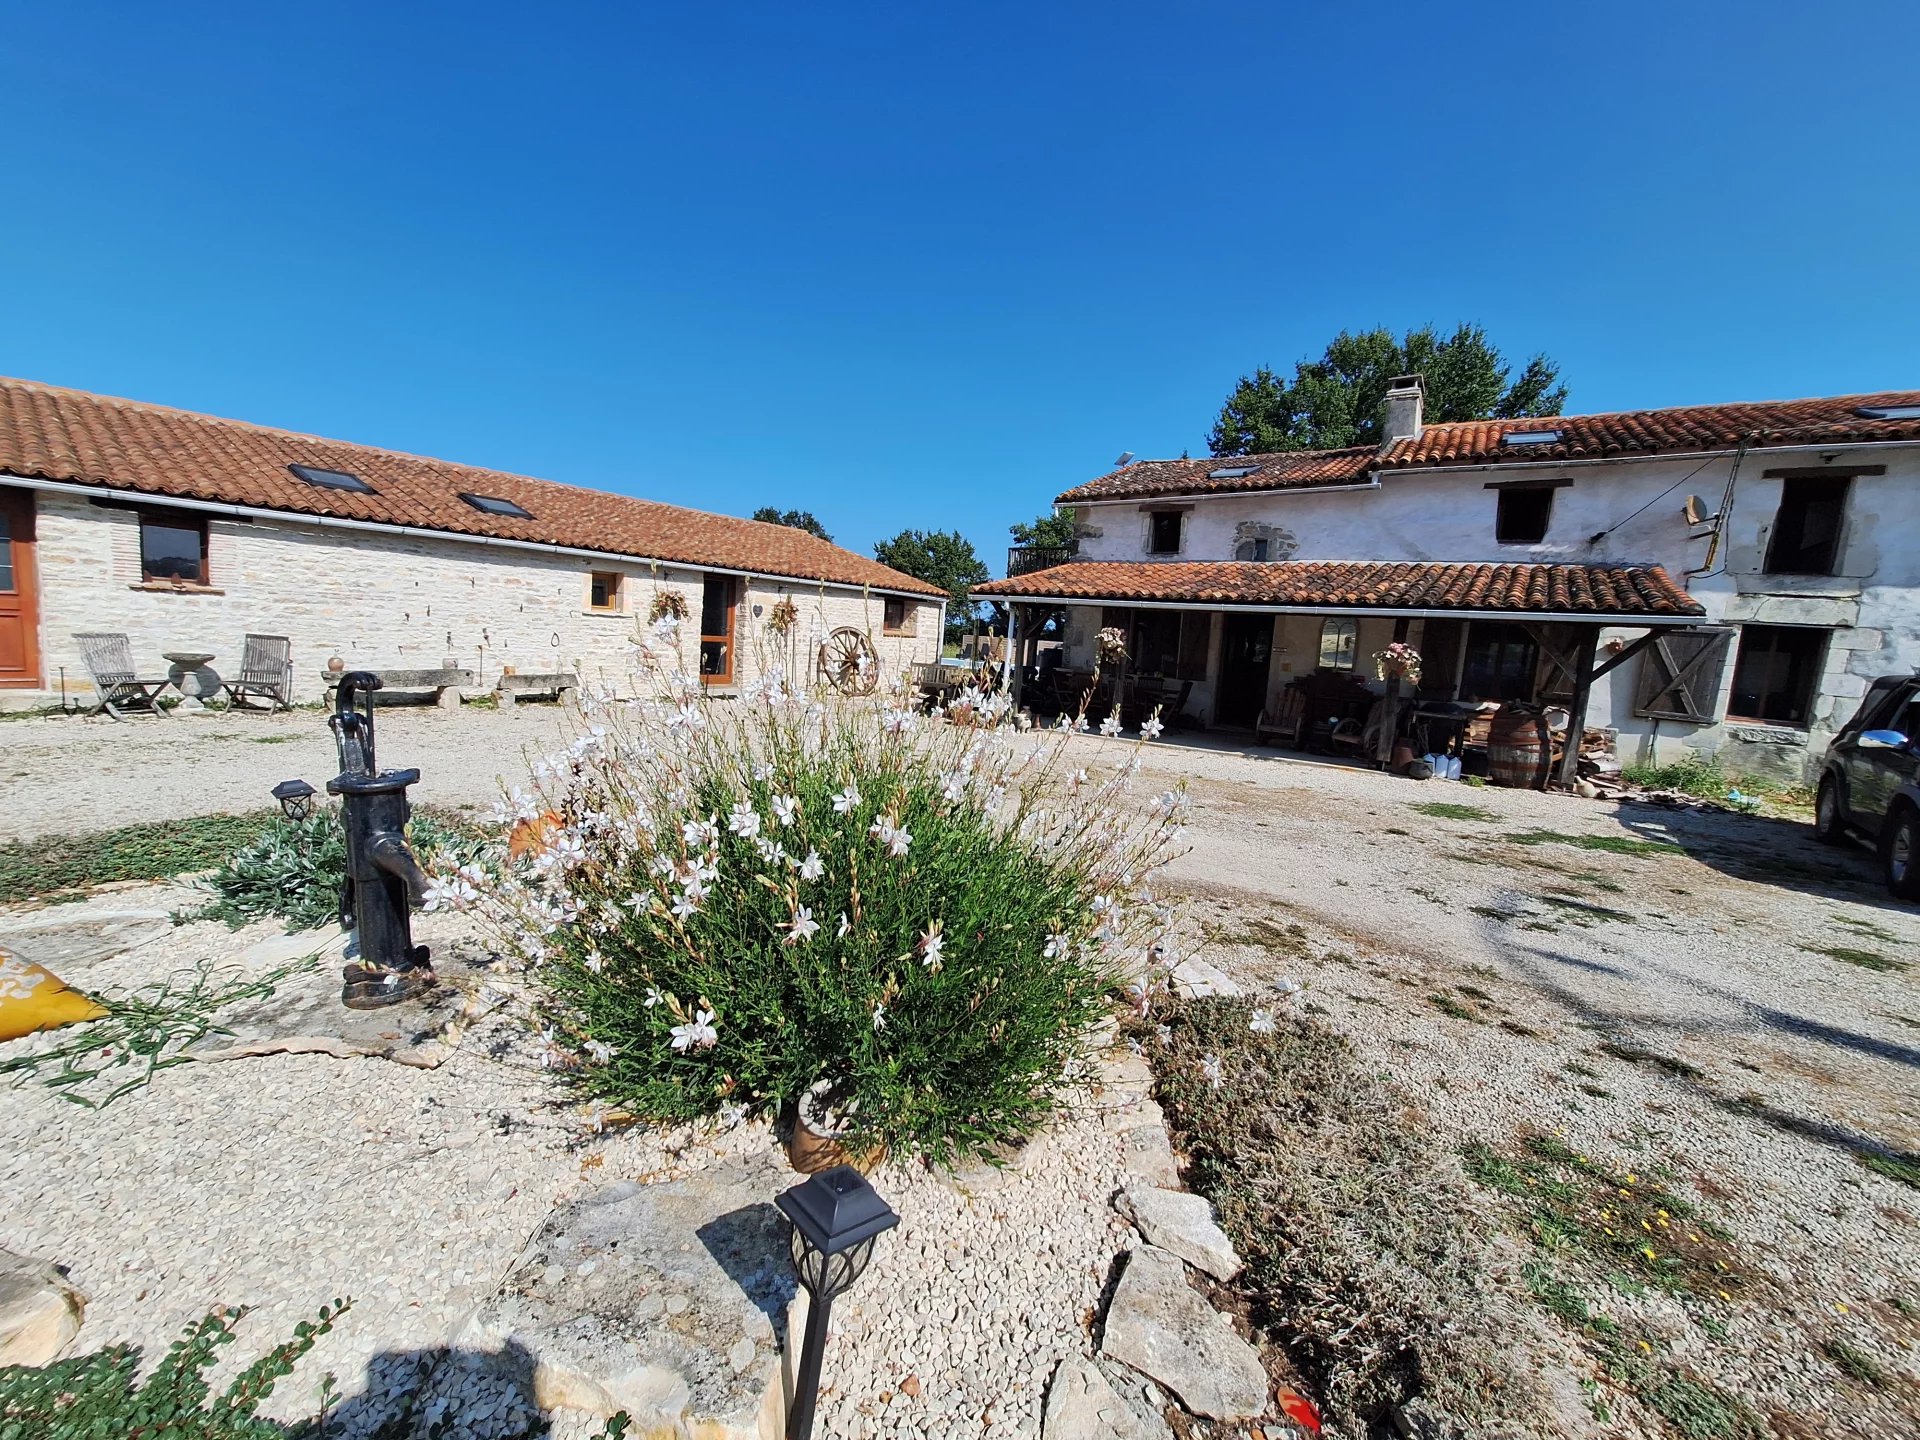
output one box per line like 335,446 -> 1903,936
1373,642 -> 1423,686
1095,626 -> 1129,666
647,590 -> 690,625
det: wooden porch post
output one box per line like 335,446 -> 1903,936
1555,626 -> 1603,787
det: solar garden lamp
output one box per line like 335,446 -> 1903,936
271,777 -> 317,821
775,1164 -> 900,1440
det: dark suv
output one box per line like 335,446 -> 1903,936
1816,673 -> 1920,900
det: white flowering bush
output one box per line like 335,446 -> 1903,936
450,643 -> 1190,1168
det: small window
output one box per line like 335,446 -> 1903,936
589,571 -> 623,612
1854,404 -> 1920,420
1727,625 -> 1827,726
459,492 -> 533,519
1317,617 -> 1358,670
1235,536 -> 1270,562
1764,477 -> 1848,576
1147,511 -> 1183,555
882,597 -> 916,636
1502,428 -> 1564,447
1207,465 -> 1262,480
1496,486 -> 1555,544
289,463 -> 375,494
139,510 -> 209,584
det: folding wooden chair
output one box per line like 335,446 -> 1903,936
223,633 -> 295,711
72,632 -> 171,720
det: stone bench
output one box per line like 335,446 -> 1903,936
495,672 -> 578,709
322,668 -> 476,710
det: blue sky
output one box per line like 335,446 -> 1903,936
4,2 -> 1915,572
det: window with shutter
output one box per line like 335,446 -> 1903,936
1633,628 -> 1735,723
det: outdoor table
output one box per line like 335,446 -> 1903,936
162,651 -> 220,713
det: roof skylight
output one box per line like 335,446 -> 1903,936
1502,429 -> 1565,447
1854,404 -> 1920,421
459,492 -> 533,519
289,463 -> 375,494
1207,465 -> 1263,479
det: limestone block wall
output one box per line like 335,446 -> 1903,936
26,493 -> 940,705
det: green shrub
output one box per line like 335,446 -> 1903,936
194,808 -> 489,932
0,815 -> 278,905
456,658 -> 1186,1167
0,1302 -> 344,1439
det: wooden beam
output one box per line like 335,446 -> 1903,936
1587,629 -> 1662,684
1556,627 -> 1602,786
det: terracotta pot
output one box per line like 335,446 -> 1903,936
326,656 -> 346,673
786,1091 -> 886,1174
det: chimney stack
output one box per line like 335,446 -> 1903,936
1382,374 -> 1424,447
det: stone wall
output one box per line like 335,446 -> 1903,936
23,492 -> 941,705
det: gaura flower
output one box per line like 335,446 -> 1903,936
584,1039 -> 616,1064
643,986 -> 665,1008
871,1003 -> 888,1032
1155,1023 -> 1172,1046
837,912 -> 852,939
1200,1053 -> 1224,1090
785,905 -> 821,945
1043,933 -> 1070,960
669,1008 -> 719,1052
727,802 -> 762,839
799,849 -> 825,882
1140,715 -> 1164,741
1249,1008 -> 1276,1034
683,817 -> 719,848
831,783 -> 862,815
1099,714 -> 1124,737
919,922 -> 945,971
718,1100 -> 749,1128
584,951 -> 606,975
771,793 -> 799,827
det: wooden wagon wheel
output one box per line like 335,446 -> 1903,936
818,627 -> 879,695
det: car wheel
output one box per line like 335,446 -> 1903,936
1814,777 -> 1848,846
1884,807 -> 1920,902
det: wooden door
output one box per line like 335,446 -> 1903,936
699,575 -> 738,686
1215,613 -> 1273,727
0,488 -> 40,689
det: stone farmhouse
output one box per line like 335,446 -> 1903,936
0,377 -> 945,708
979,379 -> 1920,780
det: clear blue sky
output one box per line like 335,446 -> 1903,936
5,2 -> 1915,573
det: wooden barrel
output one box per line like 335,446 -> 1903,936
1488,703 -> 1551,790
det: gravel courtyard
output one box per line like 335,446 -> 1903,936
2,705 -> 1915,1435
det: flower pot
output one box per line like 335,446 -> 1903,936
786,1086 -> 886,1174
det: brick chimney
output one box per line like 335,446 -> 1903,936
1382,374 -> 1424,446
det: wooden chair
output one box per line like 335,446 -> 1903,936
72,632 -> 172,720
223,634 -> 295,711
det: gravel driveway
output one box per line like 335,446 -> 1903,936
3,710 -> 1915,1433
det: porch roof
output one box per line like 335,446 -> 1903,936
974,559 -> 1706,622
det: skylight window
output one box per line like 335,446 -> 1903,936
1854,404 -> 1920,420
289,463 -> 375,494
1501,429 -> 1564,447
459,492 -> 533,519
1207,465 -> 1262,479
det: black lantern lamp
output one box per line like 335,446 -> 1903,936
272,778 -> 317,821
775,1164 -> 899,1440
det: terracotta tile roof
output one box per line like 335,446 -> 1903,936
1056,447 -> 1376,503
976,559 -> 1705,618
1058,389 -> 1920,502
1382,389 -> 1920,470
0,376 -> 943,597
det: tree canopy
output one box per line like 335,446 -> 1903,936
873,529 -> 990,644
1009,510 -> 1079,552
1208,324 -> 1568,456
751,507 -> 834,543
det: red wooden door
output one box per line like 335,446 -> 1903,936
0,487 -> 41,689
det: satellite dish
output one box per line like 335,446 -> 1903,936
1683,495 -> 1717,526
1114,451 -> 1136,468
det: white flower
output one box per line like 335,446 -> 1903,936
1091,894 -> 1115,918
918,923 -> 945,971
1155,1023 -> 1172,1046
727,802 -> 761,839
1043,933 -> 1070,960
1249,1008 -> 1276,1034
1140,715 -> 1164,740
584,951 -> 606,975
421,872 -> 478,912
1072,713 -> 1090,733
752,761 -> 774,782
651,614 -> 682,643
785,905 -> 821,945
1200,1053 -> 1224,1090
882,707 -> 916,736
681,873 -> 711,904
831,783 -> 862,815
584,1039 -> 616,1064
869,814 -> 913,858
771,793 -> 799,827
1274,976 -> 1304,1000
1127,1037 -> 1144,1057
670,889 -> 702,921
799,849 -> 825,882
1099,714 -> 1123,737
871,1003 -> 887,1032
837,911 -> 852,939
669,1008 -> 719,1051
683,817 -> 719,848
718,1100 -> 749,1128
1126,980 -> 1151,1017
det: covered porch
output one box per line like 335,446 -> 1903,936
976,560 -> 1709,785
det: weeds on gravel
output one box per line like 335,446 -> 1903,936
1411,801 -> 1497,823
1805,944 -> 1907,974
1822,1338 -> 1888,1387
1600,1041 -> 1706,1082
1141,995 -> 1550,1439
0,1300 -> 346,1439
1502,829 -> 1685,858
0,954 -> 318,1108
1856,1151 -> 1920,1190
0,813 -> 279,905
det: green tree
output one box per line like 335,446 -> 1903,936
752,506 -> 834,543
1208,324 -> 1568,456
1009,510 -> 1079,551
874,529 -> 990,645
